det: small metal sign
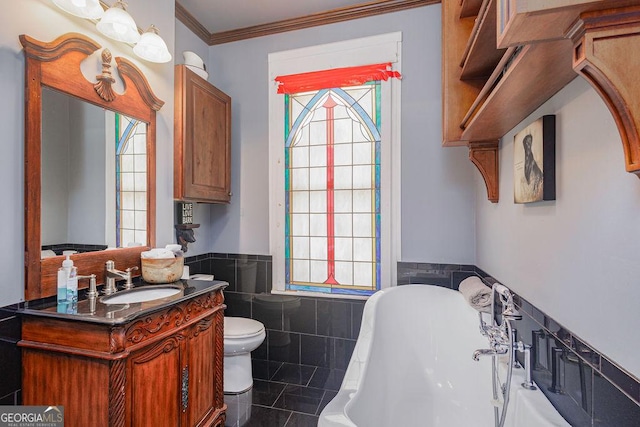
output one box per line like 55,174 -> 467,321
176,201 -> 194,225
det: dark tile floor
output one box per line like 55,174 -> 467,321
225,359 -> 345,427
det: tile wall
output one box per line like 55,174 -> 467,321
0,254 -> 637,427
511,292 -> 640,426
186,253 -> 365,377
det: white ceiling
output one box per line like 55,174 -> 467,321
178,0 -> 374,33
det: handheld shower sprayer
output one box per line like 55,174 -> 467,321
493,283 -> 510,298
492,283 -> 522,321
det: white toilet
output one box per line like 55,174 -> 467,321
223,317 -> 266,393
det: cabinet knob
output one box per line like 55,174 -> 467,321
228,191 -> 233,196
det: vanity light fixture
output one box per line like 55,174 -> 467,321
96,0 -> 140,44
53,0 -> 171,63
133,25 -> 172,63
52,0 -> 104,19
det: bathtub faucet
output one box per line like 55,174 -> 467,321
472,346 -> 508,361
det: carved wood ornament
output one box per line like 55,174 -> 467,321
124,293 -> 217,347
109,359 -> 126,427
94,48 -> 116,102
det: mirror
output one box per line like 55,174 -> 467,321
22,33 -> 164,300
41,88 -> 148,253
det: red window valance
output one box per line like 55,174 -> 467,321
275,62 -> 401,94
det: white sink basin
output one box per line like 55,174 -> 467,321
101,286 -> 182,305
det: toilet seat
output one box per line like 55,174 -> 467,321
224,317 -> 264,339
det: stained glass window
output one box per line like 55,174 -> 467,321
285,83 -> 381,296
115,113 -> 147,247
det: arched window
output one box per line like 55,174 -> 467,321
269,32 -> 402,297
285,86 -> 381,295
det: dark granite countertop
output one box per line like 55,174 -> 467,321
18,279 -> 228,325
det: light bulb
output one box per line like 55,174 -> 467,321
133,25 -> 171,63
53,0 -> 103,19
96,0 -> 140,44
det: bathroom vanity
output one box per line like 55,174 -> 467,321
19,279 -> 228,427
18,32 -> 228,427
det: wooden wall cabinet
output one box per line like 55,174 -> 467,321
175,65 -> 232,203
443,0 -> 640,202
20,288 -> 226,427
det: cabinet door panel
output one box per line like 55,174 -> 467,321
22,350 -> 110,427
187,317 -> 216,426
129,337 -> 182,427
175,66 -> 232,203
189,85 -> 227,192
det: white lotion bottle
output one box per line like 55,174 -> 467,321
62,256 -> 77,303
58,255 -> 74,303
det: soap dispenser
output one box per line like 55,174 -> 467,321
57,255 -> 74,303
63,256 -> 78,303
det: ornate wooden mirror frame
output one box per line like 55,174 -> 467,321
21,32 -> 164,300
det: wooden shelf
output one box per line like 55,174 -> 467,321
443,1 -> 640,202
442,0 -> 483,147
461,0 -> 508,80
462,39 -> 577,141
460,0 -> 483,18
497,0 -> 636,48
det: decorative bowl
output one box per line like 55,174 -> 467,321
141,257 -> 184,283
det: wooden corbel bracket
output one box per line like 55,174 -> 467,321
570,6 -> 640,176
469,140 -> 499,203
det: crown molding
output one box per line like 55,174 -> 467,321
176,0 -> 440,46
176,1 -> 211,44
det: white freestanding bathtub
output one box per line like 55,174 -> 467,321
318,285 -> 570,427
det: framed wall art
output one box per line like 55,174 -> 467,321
513,115 -> 556,203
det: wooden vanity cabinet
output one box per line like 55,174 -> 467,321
127,313 -> 221,426
20,288 -> 226,427
174,65 -> 232,204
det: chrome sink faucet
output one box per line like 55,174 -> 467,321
104,260 -> 139,294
